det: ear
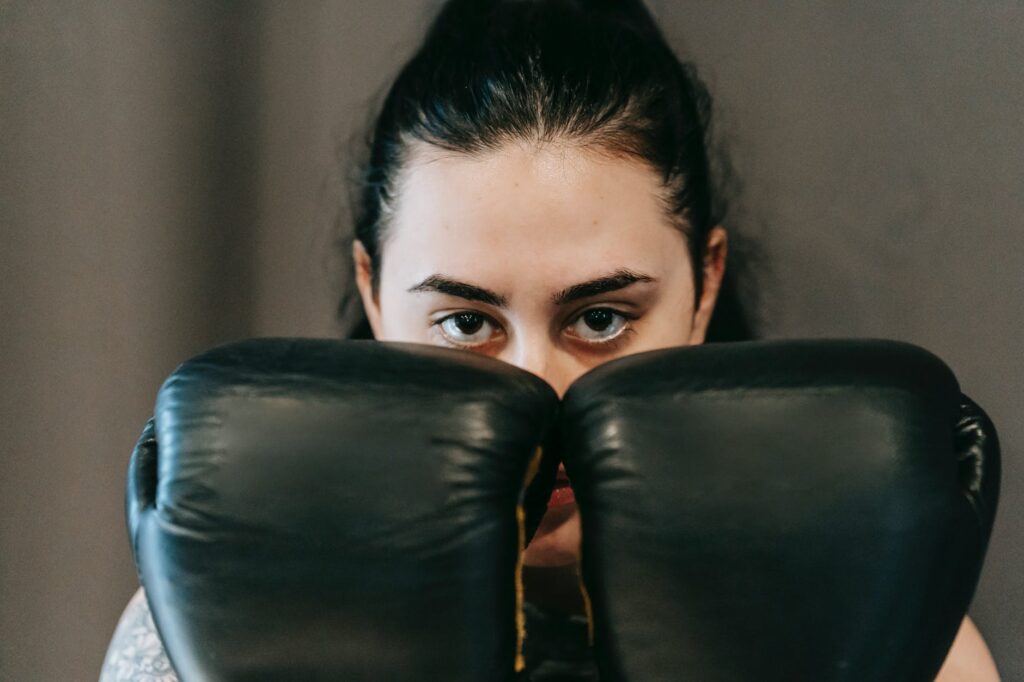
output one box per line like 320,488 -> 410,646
352,240 -> 383,339
688,226 -> 728,345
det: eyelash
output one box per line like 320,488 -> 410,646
431,307 -> 638,351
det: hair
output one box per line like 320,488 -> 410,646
336,0 -> 763,342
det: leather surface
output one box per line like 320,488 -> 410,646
561,338 -> 1000,682
127,338 -> 559,681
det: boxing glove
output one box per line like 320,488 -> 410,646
126,338 -> 560,681
562,338 -> 1000,681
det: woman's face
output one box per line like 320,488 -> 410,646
354,141 -> 726,567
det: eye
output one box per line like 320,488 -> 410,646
437,312 -> 497,346
568,308 -> 629,343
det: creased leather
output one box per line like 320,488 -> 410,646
562,338 -> 1001,682
126,338 -> 559,682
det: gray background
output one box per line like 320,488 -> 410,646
1,1 -> 1021,678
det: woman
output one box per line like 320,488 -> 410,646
101,0 -> 999,679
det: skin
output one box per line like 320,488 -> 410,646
98,137 -> 1000,681
356,140 -> 724,568
355,139 -> 722,565
352,139 -> 1001,681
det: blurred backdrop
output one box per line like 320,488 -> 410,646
2,1 -> 1022,678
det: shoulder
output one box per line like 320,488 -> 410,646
98,587 -> 178,682
935,616 -> 1001,682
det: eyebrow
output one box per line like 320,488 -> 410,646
407,276 -> 508,307
406,268 -> 656,308
551,269 -> 656,305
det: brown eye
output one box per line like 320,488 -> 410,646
452,312 -> 484,334
438,312 -> 494,346
583,308 -> 614,332
569,307 -> 628,342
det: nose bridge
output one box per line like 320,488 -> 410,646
507,337 -> 570,398
508,337 -> 547,377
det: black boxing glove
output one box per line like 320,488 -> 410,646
562,338 -> 1000,681
126,338 -> 560,681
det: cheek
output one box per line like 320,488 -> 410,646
374,277 -> 428,342
632,289 -> 698,352
516,352 -> 595,399
380,308 -> 431,343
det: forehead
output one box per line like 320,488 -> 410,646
382,141 -> 688,293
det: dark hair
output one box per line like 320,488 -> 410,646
337,0 -> 762,342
